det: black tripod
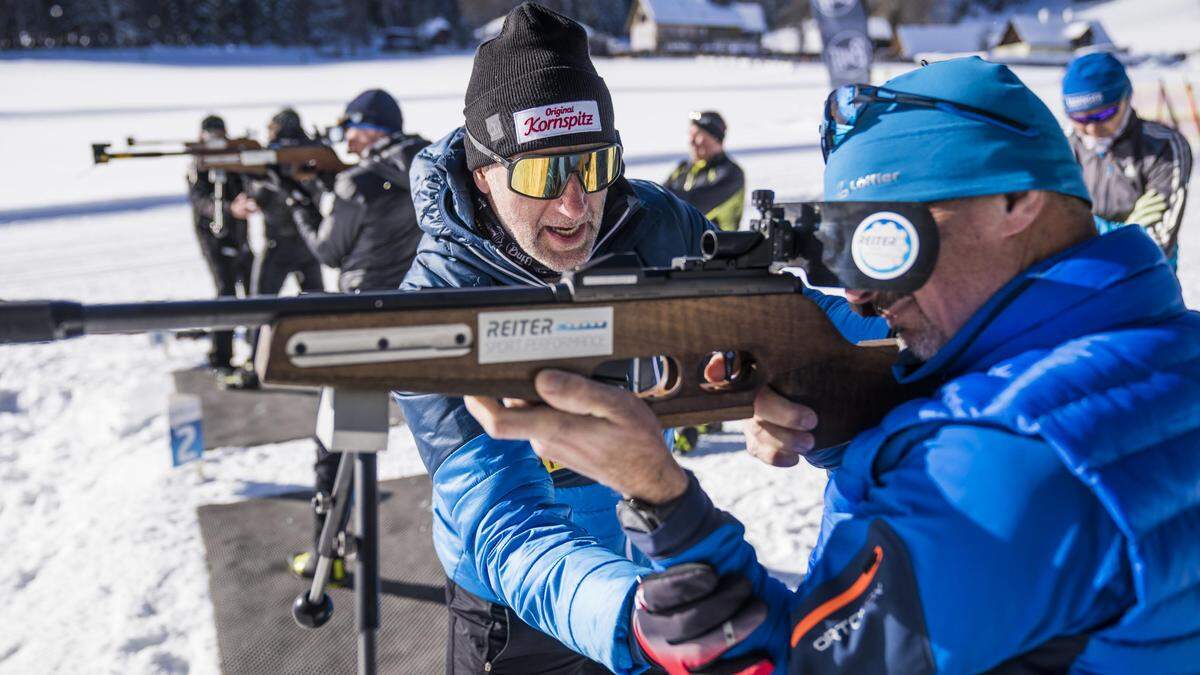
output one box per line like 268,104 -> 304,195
289,388 -> 387,675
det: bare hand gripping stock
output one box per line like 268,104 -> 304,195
0,189 -> 939,673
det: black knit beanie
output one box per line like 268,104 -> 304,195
463,2 -> 617,170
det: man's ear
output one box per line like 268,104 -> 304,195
472,167 -> 492,194
999,190 -> 1045,237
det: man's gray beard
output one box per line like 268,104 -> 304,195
898,326 -> 948,362
871,292 -> 948,362
518,224 -> 600,273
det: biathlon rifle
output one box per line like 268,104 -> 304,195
192,143 -> 350,177
0,191 -> 939,449
92,137 -> 349,177
91,137 -> 263,164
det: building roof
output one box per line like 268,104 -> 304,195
996,15 -> 1115,49
636,0 -> 767,33
895,23 -> 991,58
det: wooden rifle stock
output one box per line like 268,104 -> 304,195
195,144 -> 350,176
258,292 -> 917,449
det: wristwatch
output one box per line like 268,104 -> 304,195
617,480 -> 691,534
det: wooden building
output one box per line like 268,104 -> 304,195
628,0 -> 767,55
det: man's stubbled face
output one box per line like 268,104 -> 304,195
473,144 -> 608,273
850,290 -> 949,360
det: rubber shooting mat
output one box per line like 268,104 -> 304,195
197,474 -> 446,674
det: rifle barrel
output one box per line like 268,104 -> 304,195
1,287 -> 566,345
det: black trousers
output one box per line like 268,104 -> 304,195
445,579 -> 610,674
252,236 -> 324,296
195,228 -> 251,369
248,237 -> 324,364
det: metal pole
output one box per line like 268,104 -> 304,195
210,169 -> 227,237
1183,80 -> 1200,141
355,453 -> 380,675
1160,79 -> 1181,129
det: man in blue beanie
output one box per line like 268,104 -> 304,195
1064,52 -> 1192,269
467,56 -> 1200,672
268,89 -> 431,580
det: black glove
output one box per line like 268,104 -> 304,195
265,165 -> 312,208
633,564 -> 773,675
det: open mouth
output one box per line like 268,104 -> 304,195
542,223 -> 587,247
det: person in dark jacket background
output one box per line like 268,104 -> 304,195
224,108 -> 326,389
1063,52 -> 1192,269
280,89 -> 430,292
268,91 -> 430,579
230,108 -> 326,297
185,114 -> 252,372
394,5 -> 886,674
663,110 -> 745,231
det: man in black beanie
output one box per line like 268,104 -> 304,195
395,4 -> 714,673
393,4 -> 870,673
664,110 -> 746,232
185,114 -> 252,372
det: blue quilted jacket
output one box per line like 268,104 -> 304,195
395,128 -> 888,671
632,226 -> 1200,673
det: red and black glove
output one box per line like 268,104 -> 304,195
633,563 -> 773,675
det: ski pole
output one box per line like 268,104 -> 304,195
1159,79 -> 1181,130
1183,80 -> 1200,141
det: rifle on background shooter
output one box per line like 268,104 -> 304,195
91,137 -> 263,164
92,136 -> 350,177
0,189 -> 939,673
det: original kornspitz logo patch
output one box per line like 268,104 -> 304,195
512,100 -> 601,144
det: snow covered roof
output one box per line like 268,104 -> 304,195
895,23 -> 990,58
418,17 -> 452,41
636,0 -> 767,34
1004,15 -> 1070,48
997,15 -> 1115,49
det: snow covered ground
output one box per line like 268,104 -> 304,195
2,35 -> 1199,675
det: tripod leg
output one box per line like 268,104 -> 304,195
307,452 -> 354,604
355,453 -> 380,675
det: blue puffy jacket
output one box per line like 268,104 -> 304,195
631,226 -> 1200,673
396,128 -> 888,671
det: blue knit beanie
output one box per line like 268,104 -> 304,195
823,57 -> 1090,205
1062,52 -> 1132,114
344,89 -> 403,134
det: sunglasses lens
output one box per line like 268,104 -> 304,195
832,85 -> 864,125
509,146 -> 623,199
579,145 -> 621,192
510,155 -> 559,198
1072,104 -> 1120,124
822,85 -> 867,161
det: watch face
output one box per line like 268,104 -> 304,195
617,498 -> 660,533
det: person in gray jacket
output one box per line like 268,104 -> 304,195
1063,52 -> 1193,268
278,89 -> 430,292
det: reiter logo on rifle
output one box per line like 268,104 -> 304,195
477,307 -> 613,364
851,212 -> 920,281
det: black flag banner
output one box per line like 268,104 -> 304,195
811,0 -> 873,87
